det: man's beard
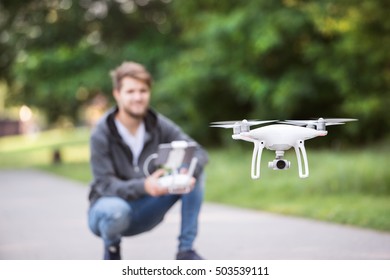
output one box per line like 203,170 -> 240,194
123,107 -> 147,120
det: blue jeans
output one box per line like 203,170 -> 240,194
88,173 -> 204,252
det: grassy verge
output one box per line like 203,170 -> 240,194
1,129 -> 389,231
0,127 -> 91,168
206,146 -> 390,231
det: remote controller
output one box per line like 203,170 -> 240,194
158,157 -> 198,194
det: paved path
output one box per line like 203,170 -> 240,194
0,169 -> 389,260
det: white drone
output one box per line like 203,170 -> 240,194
210,118 -> 357,179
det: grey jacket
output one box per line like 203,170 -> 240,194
88,107 -> 209,205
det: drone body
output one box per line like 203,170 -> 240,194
210,118 -> 357,179
238,124 -> 328,150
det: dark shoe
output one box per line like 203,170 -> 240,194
176,250 -> 204,260
104,244 -> 121,260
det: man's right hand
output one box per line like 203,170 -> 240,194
144,169 -> 169,196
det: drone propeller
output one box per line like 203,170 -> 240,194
210,119 -> 276,128
280,118 -> 357,130
210,119 -> 277,134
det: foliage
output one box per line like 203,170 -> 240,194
1,0 -> 389,144
1,0 -> 176,124
154,0 -> 390,144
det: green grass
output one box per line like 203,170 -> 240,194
1,129 -> 389,231
205,146 -> 390,231
0,127 -> 91,168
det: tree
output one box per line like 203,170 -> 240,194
1,0 -> 389,145
2,0 -> 176,124
153,0 -> 390,144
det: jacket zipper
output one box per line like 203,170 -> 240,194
118,140 -> 141,174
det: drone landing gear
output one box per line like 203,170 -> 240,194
251,141 -> 265,179
250,140 -> 309,179
294,140 -> 309,178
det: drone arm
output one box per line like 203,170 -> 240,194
294,140 -> 309,178
251,141 -> 265,179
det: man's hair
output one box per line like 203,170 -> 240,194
110,61 -> 152,90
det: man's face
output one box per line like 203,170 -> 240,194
113,76 -> 151,119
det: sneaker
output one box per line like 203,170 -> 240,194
176,250 -> 204,260
104,244 -> 121,260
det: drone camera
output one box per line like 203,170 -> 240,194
268,159 -> 291,170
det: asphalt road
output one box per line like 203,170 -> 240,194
0,169 -> 389,260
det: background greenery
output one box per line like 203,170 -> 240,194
0,1 -> 389,232
1,0 -> 389,144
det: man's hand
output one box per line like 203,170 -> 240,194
144,169 -> 169,196
144,168 -> 197,196
179,168 -> 196,191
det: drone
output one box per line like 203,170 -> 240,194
210,118 -> 357,179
